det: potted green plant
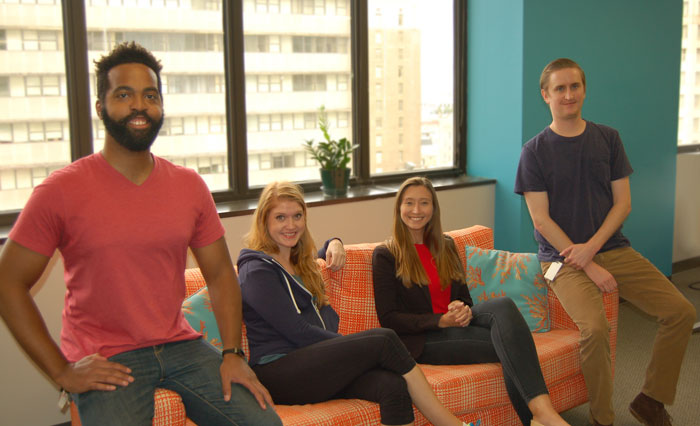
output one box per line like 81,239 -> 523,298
303,106 -> 359,196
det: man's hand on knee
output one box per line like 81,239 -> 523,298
583,262 -> 618,293
55,353 -> 134,394
220,355 -> 275,410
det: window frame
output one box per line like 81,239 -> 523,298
0,0 -> 467,226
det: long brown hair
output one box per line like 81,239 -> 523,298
386,177 -> 465,288
245,181 -> 326,307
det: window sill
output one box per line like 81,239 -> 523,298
0,174 -> 495,242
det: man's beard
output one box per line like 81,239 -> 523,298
101,106 -> 164,152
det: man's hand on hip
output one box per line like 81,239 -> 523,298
55,353 -> 134,393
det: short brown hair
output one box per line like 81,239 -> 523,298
540,58 -> 586,91
94,41 -> 163,102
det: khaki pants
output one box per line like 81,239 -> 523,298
543,247 -> 696,425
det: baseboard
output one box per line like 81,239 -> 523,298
672,256 -> 700,274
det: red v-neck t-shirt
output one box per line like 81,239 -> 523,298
9,153 -> 224,361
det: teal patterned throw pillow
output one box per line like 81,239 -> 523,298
465,246 -> 550,332
182,287 -> 223,349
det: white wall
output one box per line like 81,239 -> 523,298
0,184 -> 494,426
673,152 -> 700,263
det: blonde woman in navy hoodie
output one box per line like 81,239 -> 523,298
237,181 -> 471,426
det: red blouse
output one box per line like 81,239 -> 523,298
415,243 -> 450,313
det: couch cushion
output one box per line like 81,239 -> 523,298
420,328 -> 581,413
465,247 -> 550,332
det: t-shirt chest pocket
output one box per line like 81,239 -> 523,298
584,149 -> 611,184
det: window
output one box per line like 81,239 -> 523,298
291,0 -> 314,15
292,36 -> 348,53
681,0 -> 700,148
337,74 -> 349,91
245,35 -> 269,52
24,75 -> 62,96
0,123 -> 11,143
85,2 -> 228,188
1,1 -> 466,223
0,76 -> 9,97
0,7 -> 70,212
292,74 -> 327,91
336,0 -> 349,16
22,30 -> 60,51
8,121 -> 68,143
366,0 -> 456,175
192,0 -> 220,10
255,0 -> 280,13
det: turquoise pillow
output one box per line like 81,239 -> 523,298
465,246 -> 550,332
182,287 -> 223,349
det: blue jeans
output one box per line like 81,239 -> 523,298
72,338 -> 282,426
418,297 -> 548,426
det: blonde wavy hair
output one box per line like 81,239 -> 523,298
245,181 -> 326,307
386,177 -> 466,288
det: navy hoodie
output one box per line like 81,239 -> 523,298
237,247 -> 340,366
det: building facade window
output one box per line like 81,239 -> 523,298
292,74 -> 327,91
0,76 -> 9,96
22,30 -> 60,51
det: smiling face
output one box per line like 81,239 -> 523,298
97,62 -> 164,152
399,184 -> 434,244
541,67 -> 586,122
266,198 -> 306,254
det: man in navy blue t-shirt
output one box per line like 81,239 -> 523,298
515,58 -> 695,426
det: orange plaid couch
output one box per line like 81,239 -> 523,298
71,225 -> 618,426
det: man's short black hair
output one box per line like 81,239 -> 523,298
94,41 -> 163,102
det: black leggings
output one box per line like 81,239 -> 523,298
418,297 -> 549,426
253,328 -> 418,425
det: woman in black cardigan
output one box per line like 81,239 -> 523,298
372,177 -> 569,426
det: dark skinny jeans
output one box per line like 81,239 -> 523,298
252,328 -> 418,425
418,297 -> 548,426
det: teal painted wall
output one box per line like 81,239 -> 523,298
466,0 -> 525,252
468,0 -> 682,275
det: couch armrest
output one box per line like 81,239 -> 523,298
185,268 -> 207,298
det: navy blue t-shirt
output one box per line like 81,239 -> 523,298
514,121 -> 633,262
